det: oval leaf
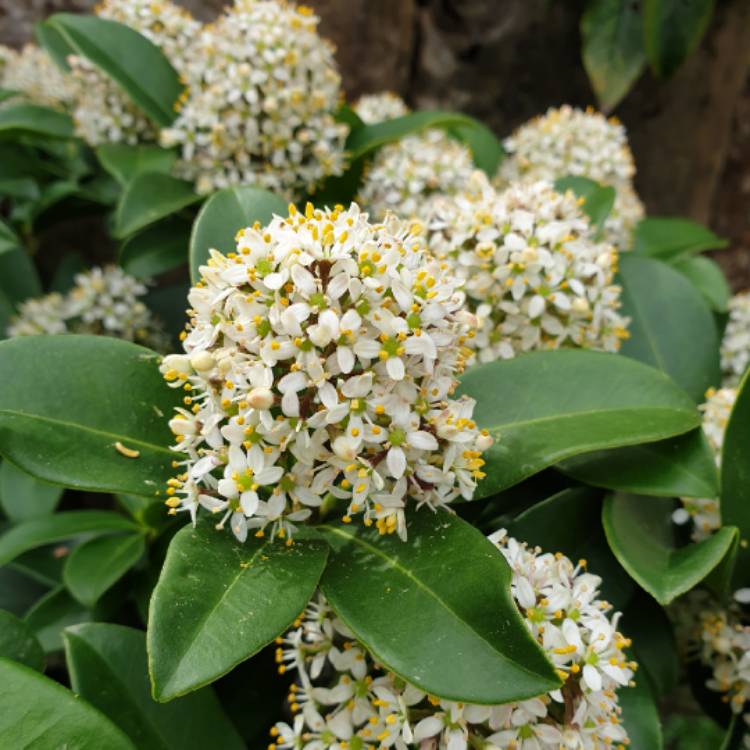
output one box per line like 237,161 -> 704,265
47,13 -> 182,127
448,119 -> 504,176
619,675 -> 664,749
633,216 -> 727,260
0,461 -> 64,522
554,175 -> 616,230
0,609 -> 44,671
65,624 -> 244,750
0,657 -> 135,749
457,350 -> 700,496
189,185 -> 287,282
0,336 -> 182,496
148,522 -> 328,701
25,587 -> 92,653
618,254 -> 720,402
120,217 -> 190,279
319,510 -> 560,704
602,493 -> 738,604
0,104 -> 74,140
96,144 -> 177,187
63,533 -> 145,607
672,255 -> 731,313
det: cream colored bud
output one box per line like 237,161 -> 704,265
248,387 -> 274,410
475,433 -> 494,451
190,351 -> 216,372
332,436 -> 357,462
572,297 -> 590,314
169,417 -> 197,435
161,354 -> 191,374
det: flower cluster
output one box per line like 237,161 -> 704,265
159,202 -> 489,542
69,0 -> 199,146
422,173 -> 629,362
161,0 -> 348,197
0,43 -> 75,111
674,387 -> 736,541
721,291 -> 750,387
8,265 -> 169,351
355,93 -> 475,222
353,92 -> 409,125
497,105 -> 644,249
271,530 -> 635,750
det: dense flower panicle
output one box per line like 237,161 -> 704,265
69,0 -> 200,146
422,173 -> 629,362
161,0 -> 348,197
0,43 -> 75,111
353,92 -> 409,125
8,265 -> 169,350
271,530 -> 635,750
159,202 -> 490,542
675,387 -> 736,541
497,105 -> 644,249
721,291 -> 750,387
354,94 -> 475,222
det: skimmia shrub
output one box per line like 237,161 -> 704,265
0,2 -> 747,750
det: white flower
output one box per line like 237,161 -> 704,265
497,105 -> 644,249
423,173 -> 629,363
722,291 -> 750,387
160,202 -> 489,542
272,531 -> 635,749
162,0 -> 348,198
7,293 -> 69,337
0,43 -> 75,111
353,92 -> 410,125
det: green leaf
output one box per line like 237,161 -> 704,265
581,0 -> 647,110
0,104 -> 74,140
50,251 -> 86,293
0,609 -> 44,670
0,658 -> 136,749
319,510 -> 560,704
720,369 -> 750,588
618,254 -> 720,402
0,566 -> 51,617
25,587 -> 92,653
0,511 -> 137,567
0,461 -> 64,522
558,428 -> 719,498
619,674 -> 664,749
35,19 -> 75,72
0,336 -> 182,496
46,14 -> 182,127
120,217 -> 190,279
115,172 -> 200,239
65,624 -> 244,750
644,0 -> 714,77
602,493 -> 738,604
448,119 -> 504,176
555,175 -> 616,230
189,185 -> 287,283
0,219 -> 22,256
672,255 -> 731,313
0,247 -> 42,337
633,216 -> 727,260
63,534 -> 145,607
96,144 -> 177,187
457,350 -> 700,497
148,522 -> 328,701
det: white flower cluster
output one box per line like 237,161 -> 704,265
422,173 -> 628,362
721,291 -> 750,387
161,0 -> 348,197
159,202 -> 489,542
8,265 -> 169,351
0,43 -> 75,111
353,92 -> 409,125
69,0 -> 199,146
271,530 -> 635,750
355,93 -> 475,222
674,387 -> 736,541
497,106 -> 644,249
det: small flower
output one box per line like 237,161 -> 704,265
353,92 -> 410,125
0,43 -> 75,111
721,291 -> 750,387
7,293 -> 69,337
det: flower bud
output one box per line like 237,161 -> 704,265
161,354 -> 191,374
248,387 -> 274,410
190,350 -> 216,372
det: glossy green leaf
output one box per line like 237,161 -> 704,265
0,219 -> 21,256
602,493 -> 738,604
120,217 -> 190,279
0,512 -> 137,567
189,185 -> 287,282
457,350 -> 700,496
448,120 -> 504,176
558,428 -> 719,498
25,588 -> 92,653
35,19 -> 75,71
45,14 -> 182,127
50,251 -> 86,293
0,461 -> 64,522
672,255 -> 731,313
620,675 -> 664,749
0,566 -> 50,617
115,172 -> 200,239
0,609 -> 44,670
581,0 -> 646,110
555,175 -> 616,229
0,657 -> 135,749
96,144 -> 177,187
319,510 -> 560,704
65,624 -> 244,750
644,0 -> 714,77
618,254 -> 720,401
0,336 -> 182,496
0,104 -> 74,140
63,534 -> 145,607
148,522 -> 328,701
720,369 -> 750,588
0,247 -> 42,336
633,216 -> 727,260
